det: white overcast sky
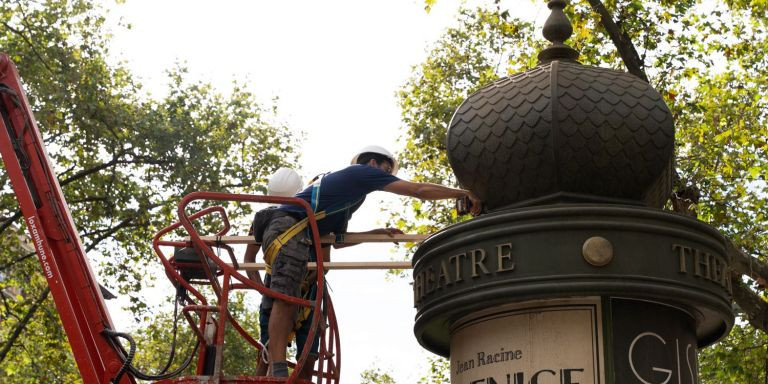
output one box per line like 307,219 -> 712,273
97,1 -> 544,382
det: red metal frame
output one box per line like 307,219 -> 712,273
153,192 -> 341,383
0,54 -> 133,383
0,53 -> 341,383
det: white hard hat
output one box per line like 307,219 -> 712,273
267,167 -> 303,197
350,145 -> 399,176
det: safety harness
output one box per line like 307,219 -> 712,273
263,174 -> 362,274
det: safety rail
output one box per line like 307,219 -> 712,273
233,261 -> 412,271
189,234 -> 428,245
153,192 -> 340,384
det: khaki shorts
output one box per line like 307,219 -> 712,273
260,213 -> 311,309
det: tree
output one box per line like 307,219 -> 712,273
0,0 -> 298,381
360,367 -> 397,384
416,356 -> 450,384
396,0 -> 768,381
699,322 -> 768,383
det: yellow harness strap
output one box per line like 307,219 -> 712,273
263,211 -> 327,274
263,211 -> 327,341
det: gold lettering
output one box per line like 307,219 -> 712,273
426,266 -> 436,294
470,249 -> 489,278
496,243 -> 515,273
675,243 -> 734,294
673,244 -> 692,274
413,272 -> 423,304
437,260 -> 451,288
711,255 -> 721,283
449,253 -> 467,282
694,249 -> 711,279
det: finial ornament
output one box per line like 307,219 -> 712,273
538,0 -> 580,64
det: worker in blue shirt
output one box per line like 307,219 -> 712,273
253,145 -> 482,378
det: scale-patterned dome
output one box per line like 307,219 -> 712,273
446,0 -> 674,211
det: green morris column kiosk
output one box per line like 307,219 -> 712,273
412,2 -> 734,383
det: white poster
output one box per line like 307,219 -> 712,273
450,298 -> 604,384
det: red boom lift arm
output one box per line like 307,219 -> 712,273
0,54 -> 134,383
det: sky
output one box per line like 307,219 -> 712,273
97,1 -> 543,382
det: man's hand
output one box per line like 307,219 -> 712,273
466,191 -> 483,216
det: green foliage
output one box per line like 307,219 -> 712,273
360,367 -> 397,384
417,355 -> 450,384
700,321 -> 768,383
0,288 -> 81,384
359,355 -> 450,384
0,0 -> 297,380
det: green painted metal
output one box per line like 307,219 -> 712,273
412,204 -> 733,357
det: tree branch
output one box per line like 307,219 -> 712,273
82,218 -> 136,249
0,251 -> 36,272
0,287 -> 50,364
585,0 -> 650,83
69,196 -> 109,205
732,274 -> 768,332
82,202 -> 164,252
0,21 -> 54,75
728,239 -> 768,282
723,238 -> 768,332
58,156 -> 124,187
0,210 -> 22,234
58,155 -> 169,187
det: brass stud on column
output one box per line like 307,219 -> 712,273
583,236 -> 613,266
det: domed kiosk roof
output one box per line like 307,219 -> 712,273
446,0 -> 674,211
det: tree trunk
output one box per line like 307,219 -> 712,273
584,0 -> 649,83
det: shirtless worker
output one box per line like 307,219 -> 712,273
252,145 -> 482,378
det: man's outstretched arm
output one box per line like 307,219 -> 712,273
383,180 -> 482,215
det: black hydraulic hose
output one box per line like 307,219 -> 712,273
157,296 -> 181,374
102,329 -> 135,384
126,341 -> 199,381
104,294 -> 199,381
104,326 -> 200,382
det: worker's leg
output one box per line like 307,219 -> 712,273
295,283 -> 320,380
256,275 -> 273,376
267,299 -> 297,369
260,215 -> 311,377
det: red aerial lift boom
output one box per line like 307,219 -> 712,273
0,54 -> 134,384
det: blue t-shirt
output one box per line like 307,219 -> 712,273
277,164 -> 400,235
